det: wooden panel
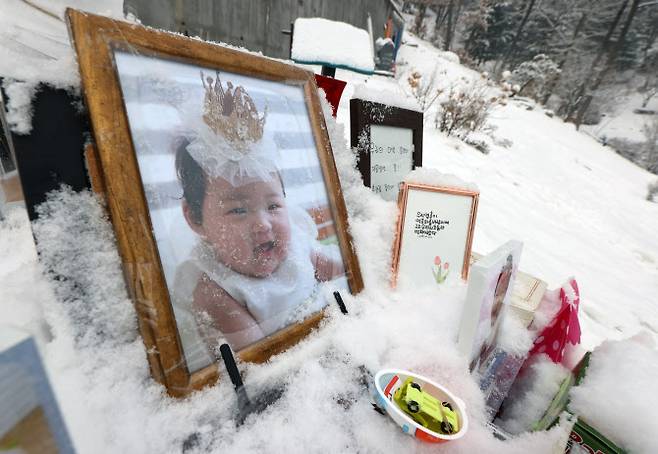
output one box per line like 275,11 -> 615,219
123,0 -> 394,59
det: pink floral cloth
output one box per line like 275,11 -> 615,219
529,278 -> 581,363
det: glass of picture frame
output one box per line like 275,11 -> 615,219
66,9 -> 363,396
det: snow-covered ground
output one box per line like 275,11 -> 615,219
582,90 -> 658,143
2,4 -> 658,454
337,33 -> 658,350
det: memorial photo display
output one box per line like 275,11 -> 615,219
66,9 -> 363,397
392,182 -> 479,288
350,99 -> 423,201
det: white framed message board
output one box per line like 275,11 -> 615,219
350,98 -> 423,201
392,183 -> 479,288
369,125 -> 414,201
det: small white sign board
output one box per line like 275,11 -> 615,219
369,125 -> 414,201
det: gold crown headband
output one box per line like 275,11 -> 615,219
185,72 -> 277,185
201,71 -> 266,148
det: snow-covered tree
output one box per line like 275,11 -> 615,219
462,1 -> 516,63
510,54 -> 561,102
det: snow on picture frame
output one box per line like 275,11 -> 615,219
350,98 -> 423,201
392,182 -> 478,288
66,10 -> 363,397
457,240 -> 523,371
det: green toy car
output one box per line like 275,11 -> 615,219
393,377 -> 460,435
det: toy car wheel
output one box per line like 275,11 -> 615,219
441,421 -> 454,434
410,382 -> 421,391
407,400 -> 419,413
442,401 -> 453,411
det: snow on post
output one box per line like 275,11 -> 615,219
291,18 -> 375,74
352,83 -> 421,112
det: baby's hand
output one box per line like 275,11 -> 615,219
311,251 -> 344,281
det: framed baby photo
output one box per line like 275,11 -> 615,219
66,9 -> 363,397
349,98 -> 423,202
457,240 -> 522,371
391,182 -> 478,288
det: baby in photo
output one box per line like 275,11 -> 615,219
173,73 -> 344,351
471,254 -> 514,371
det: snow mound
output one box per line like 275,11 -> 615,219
569,333 -> 658,453
496,355 -> 570,434
438,51 -> 460,64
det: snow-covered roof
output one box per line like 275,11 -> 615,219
0,0 -> 124,87
0,0 -> 75,87
0,0 -> 124,133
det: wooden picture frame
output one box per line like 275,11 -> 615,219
350,98 -> 423,201
66,9 -> 363,397
392,182 -> 478,288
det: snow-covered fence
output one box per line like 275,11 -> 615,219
124,0 -> 401,60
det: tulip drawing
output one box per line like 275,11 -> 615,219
432,255 -> 450,284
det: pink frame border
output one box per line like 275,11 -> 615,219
391,182 -> 479,287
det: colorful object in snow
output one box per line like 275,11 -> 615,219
314,74 -> 346,117
529,278 -> 581,363
432,256 -> 450,284
373,369 -> 468,443
393,377 -> 460,435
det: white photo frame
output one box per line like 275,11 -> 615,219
392,182 -> 479,288
458,240 -> 523,370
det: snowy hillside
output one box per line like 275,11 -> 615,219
582,89 -> 658,143
335,33 -> 658,351
2,6 -> 658,454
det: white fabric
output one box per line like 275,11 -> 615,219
173,206 -> 325,338
184,119 -> 280,187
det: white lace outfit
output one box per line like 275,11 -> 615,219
173,206 -> 327,341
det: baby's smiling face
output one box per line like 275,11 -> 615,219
195,174 -> 291,277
